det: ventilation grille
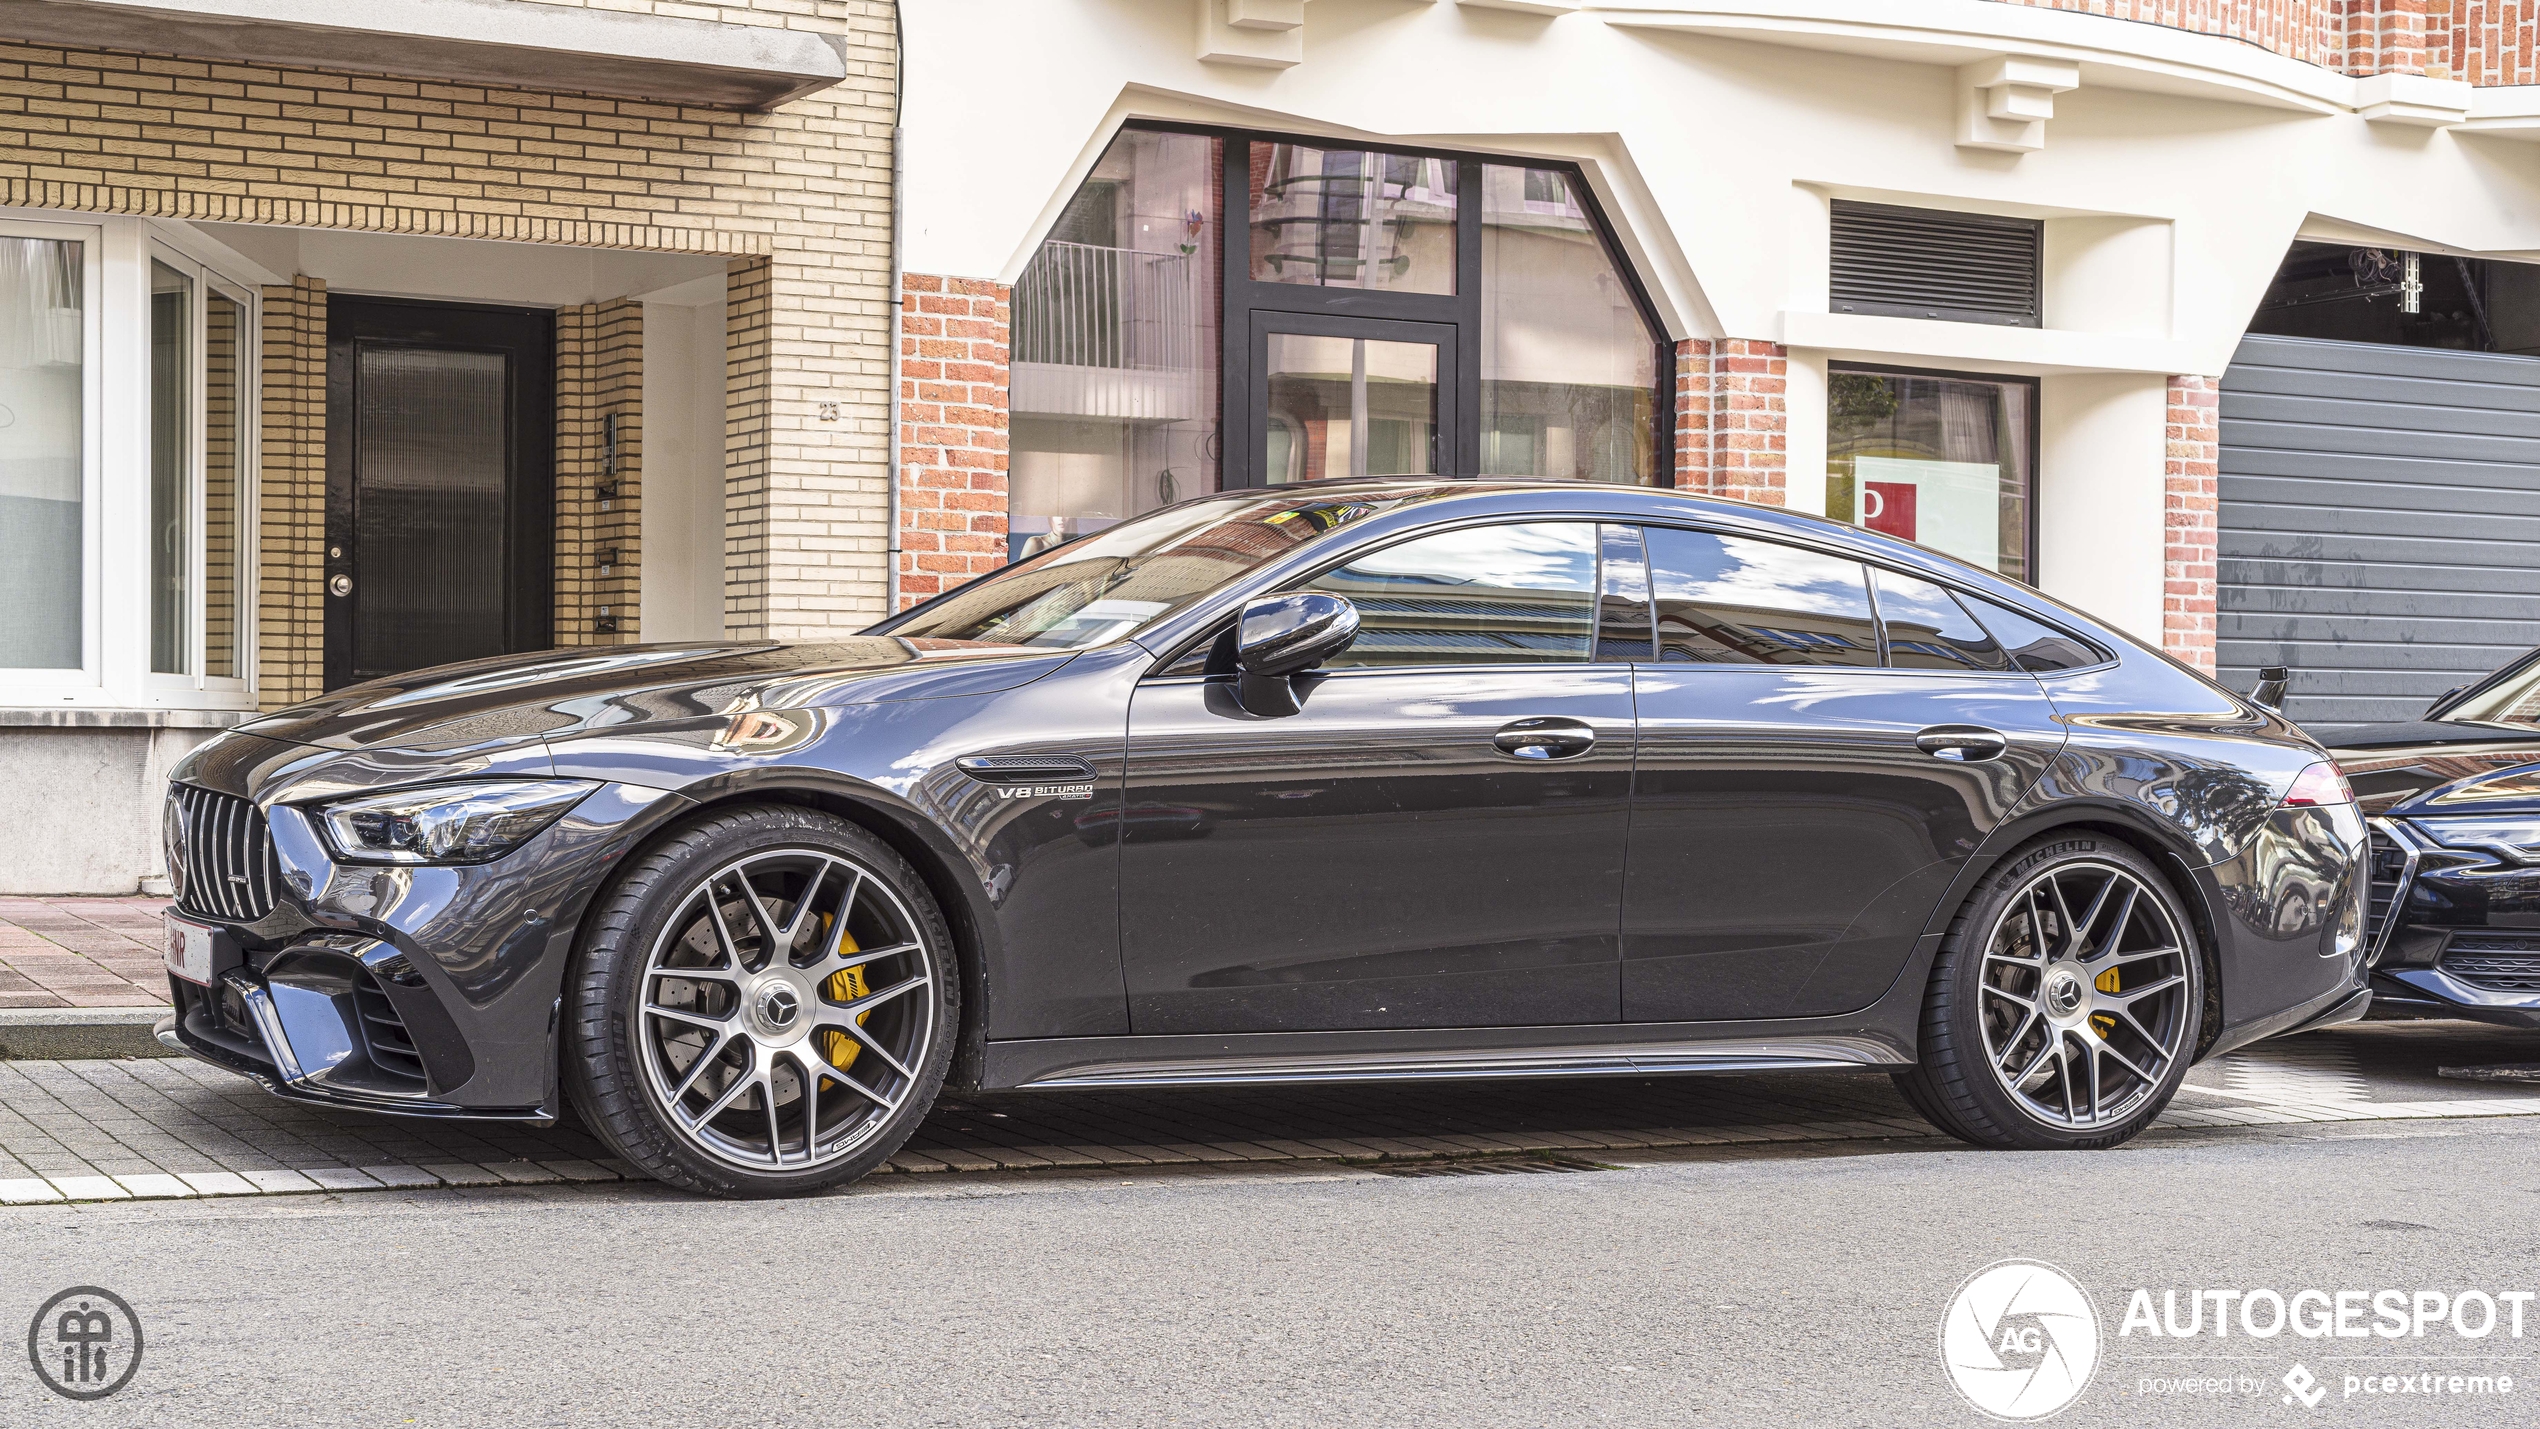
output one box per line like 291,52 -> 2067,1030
352,971 -> 428,1088
1830,201 -> 2041,328
171,784 -> 281,924
2439,948 -> 2540,993
2364,827 -> 2413,950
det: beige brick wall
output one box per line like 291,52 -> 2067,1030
257,275 -> 325,709
0,0 -> 897,698
557,298 -> 644,646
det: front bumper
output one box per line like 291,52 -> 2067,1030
2360,816 -> 2540,1028
159,731 -> 689,1119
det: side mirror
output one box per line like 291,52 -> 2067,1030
2249,665 -> 2291,712
1233,592 -> 1358,716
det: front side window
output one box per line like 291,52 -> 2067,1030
1306,521 -> 1597,667
0,234 -> 85,671
1826,367 -> 2035,582
1645,526 -> 1879,668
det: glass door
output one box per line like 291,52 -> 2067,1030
1246,313 -> 1456,486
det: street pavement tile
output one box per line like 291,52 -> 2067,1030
47,1175 -> 130,1201
112,1173 -> 194,1199
420,1163 -> 505,1187
176,1171 -> 258,1195
303,1167 -> 383,1190
0,1177 -> 63,1204
536,1160 -> 621,1182
242,1169 -> 319,1193
360,1165 -> 443,1188
482,1160 -> 562,1184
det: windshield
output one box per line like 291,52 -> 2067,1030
2441,654 -> 2540,726
884,488 -> 1444,648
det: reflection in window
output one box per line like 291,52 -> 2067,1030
1827,367 -> 2034,580
1308,521 -> 1597,666
0,237 -> 82,670
1250,144 -> 1456,295
204,290 -> 242,680
1873,568 -> 2009,672
1263,334 -> 1437,483
1964,596 -> 2101,673
1010,129 -> 1222,561
151,259 -> 191,675
1646,527 -> 1878,667
1480,166 -> 1658,483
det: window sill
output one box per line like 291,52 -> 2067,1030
0,708 -> 256,730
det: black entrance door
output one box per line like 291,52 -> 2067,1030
325,298 -> 554,689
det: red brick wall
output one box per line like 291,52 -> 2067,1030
2345,0 -> 2433,73
2428,0 -> 2537,82
1995,0 -> 2538,77
1674,338 -> 1789,506
898,273 -> 1010,609
1997,1 -> 2343,66
2163,376 -> 2221,674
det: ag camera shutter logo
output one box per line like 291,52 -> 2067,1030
1940,1260 -> 2102,1420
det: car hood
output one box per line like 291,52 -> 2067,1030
2324,721 -> 2540,816
230,639 -> 1079,755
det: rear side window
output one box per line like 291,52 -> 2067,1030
1644,527 -> 1879,667
1964,596 -> 2102,672
1873,569 -> 2011,672
1304,521 -> 1598,667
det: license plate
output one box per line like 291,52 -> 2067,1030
163,914 -> 215,986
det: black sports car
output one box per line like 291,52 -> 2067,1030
157,479 -> 2368,1196
2325,648 -> 2540,1027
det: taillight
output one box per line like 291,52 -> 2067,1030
2279,761 -> 2354,808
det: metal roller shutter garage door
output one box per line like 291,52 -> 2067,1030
2218,334 -> 2540,727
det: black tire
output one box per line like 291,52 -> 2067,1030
1895,833 -> 2204,1151
564,803 -> 957,1197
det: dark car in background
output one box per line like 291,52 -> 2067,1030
157,479 -> 2368,1197
2327,649 -> 2540,1026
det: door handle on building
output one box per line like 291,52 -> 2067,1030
1916,725 -> 2008,762
328,574 -> 352,598
1493,718 -> 1596,761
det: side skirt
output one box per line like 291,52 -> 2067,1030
983,1027 -> 1911,1092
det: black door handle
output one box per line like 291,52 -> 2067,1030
1494,718 -> 1596,761
1916,725 -> 2008,762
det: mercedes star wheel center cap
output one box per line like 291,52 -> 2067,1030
2043,966 -> 2088,1020
748,976 -> 812,1041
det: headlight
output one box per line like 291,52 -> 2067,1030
2412,815 -> 2540,863
314,780 -> 597,865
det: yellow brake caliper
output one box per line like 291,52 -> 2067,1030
2089,966 -> 2121,1040
817,916 -> 870,1075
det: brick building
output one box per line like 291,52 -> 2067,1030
0,0 -> 893,891
19,0 -> 2540,893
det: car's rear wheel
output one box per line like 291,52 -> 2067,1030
1898,835 -> 2203,1150
566,804 -> 955,1197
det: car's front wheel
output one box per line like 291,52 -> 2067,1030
566,804 -> 956,1197
1898,834 -> 2205,1150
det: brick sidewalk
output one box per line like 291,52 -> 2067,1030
0,897 -> 173,1010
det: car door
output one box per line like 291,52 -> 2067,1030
1118,519 -> 1640,1034
1622,526 -> 2065,1023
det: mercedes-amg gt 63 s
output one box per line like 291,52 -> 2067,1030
157,479 -> 2370,1196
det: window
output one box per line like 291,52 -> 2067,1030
1872,568 -> 2010,672
0,230 -> 89,672
1305,521 -> 1597,667
1011,126 -> 1668,563
1480,165 -> 1659,483
1963,596 -> 2102,673
1645,527 -> 1879,668
1826,367 -> 2035,582
1010,128 -> 1222,560
147,247 -> 254,690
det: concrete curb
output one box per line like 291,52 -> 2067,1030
0,1007 -> 176,1060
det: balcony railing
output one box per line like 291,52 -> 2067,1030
1012,241 -> 1199,372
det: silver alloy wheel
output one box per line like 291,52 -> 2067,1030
633,846 -> 935,1172
1977,859 -> 2192,1130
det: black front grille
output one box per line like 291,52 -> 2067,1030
2440,944 -> 2540,992
171,784 -> 281,924
352,971 -> 427,1088
2364,825 -> 2412,950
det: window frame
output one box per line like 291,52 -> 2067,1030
1094,121 -> 1674,492
0,215 -> 104,689
143,240 -> 259,698
0,212 -> 263,710
1825,361 -> 2042,587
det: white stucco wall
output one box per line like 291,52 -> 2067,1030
897,0 -> 2540,634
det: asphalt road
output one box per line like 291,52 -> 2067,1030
4,1112 -> 2539,1428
